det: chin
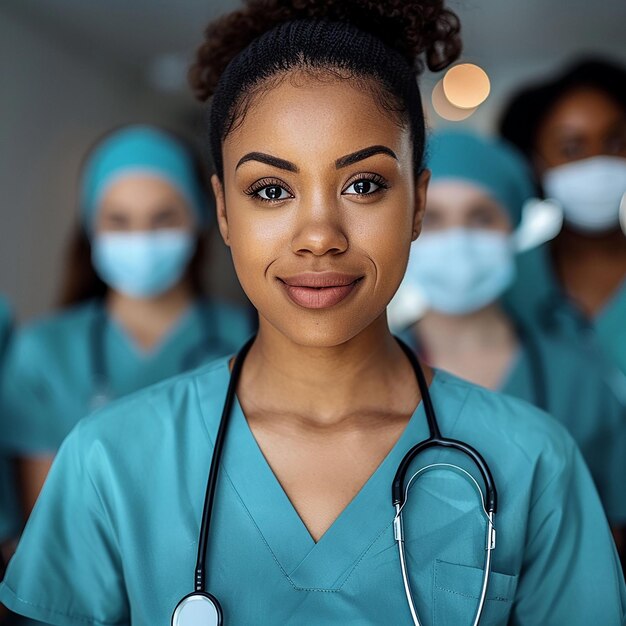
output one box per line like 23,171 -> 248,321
263,307 -> 389,349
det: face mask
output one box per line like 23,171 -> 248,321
542,156 -> 626,234
404,228 -> 516,315
92,230 -> 196,298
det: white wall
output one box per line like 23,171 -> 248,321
0,8 -> 241,322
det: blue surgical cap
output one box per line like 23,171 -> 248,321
427,130 -> 536,227
80,125 -> 208,233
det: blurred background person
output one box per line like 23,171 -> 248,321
500,58 -> 626,394
0,125 -> 254,521
0,296 -> 20,626
391,130 -> 626,542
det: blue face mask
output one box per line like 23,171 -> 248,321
404,228 -> 516,315
92,230 -> 196,298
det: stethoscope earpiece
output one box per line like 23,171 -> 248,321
172,592 -> 223,626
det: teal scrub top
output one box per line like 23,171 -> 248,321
401,323 -> 626,526
1,358 -> 624,625
505,242 -> 626,395
501,327 -> 626,525
0,298 -> 254,455
0,296 -> 20,543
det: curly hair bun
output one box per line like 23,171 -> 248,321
190,0 -> 461,101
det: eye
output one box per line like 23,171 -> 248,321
343,174 -> 388,196
245,179 -> 294,203
557,138 -> 586,160
605,131 -> 626,156
257,185 -> 291,201
468,204 -> 504,228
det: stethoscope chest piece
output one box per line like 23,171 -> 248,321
171,592 -> 223,626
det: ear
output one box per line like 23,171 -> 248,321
412,169 -> 431,241
211,174 -> 230,247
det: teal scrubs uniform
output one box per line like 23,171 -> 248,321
401,323 -> 626,525
0,298 -> 254,455
1,358 -> 624,625
0,296 -> 20,545
501,327 -> 626,524
506,242 -> 626,397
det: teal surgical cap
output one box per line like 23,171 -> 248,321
80,125 -> 208,233
427,130 -> 536,227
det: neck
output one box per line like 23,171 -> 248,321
553,225 -> 626,259
106,280 -> 196,350
417,303 -> 517,356
238,314 -> 425,427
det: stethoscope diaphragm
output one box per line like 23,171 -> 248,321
171,592 -> 223,626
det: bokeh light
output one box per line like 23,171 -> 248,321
431,80 -> 477,121
442,63 -> 491,109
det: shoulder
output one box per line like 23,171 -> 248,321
525,323 -> 626,409
0,296 -> 12,328
10,301 -> 99,357
0,297 -> 13,356
434,370 -> 579,474
72,355 -> 232,460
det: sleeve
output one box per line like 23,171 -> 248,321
0,422 -> 130,626
510,439 -> 626,625
0,330 -> 60,454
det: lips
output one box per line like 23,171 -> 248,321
279,272 -> 362,309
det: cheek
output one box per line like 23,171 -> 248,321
225,206 -> 288,298
348,191 -> 415,290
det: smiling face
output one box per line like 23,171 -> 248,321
213,74 -> 428,347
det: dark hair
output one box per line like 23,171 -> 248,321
190,0 -> 462,178
58,125 -> 212,308
499,57 -> 626,161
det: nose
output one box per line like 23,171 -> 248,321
291,199 -> 348,257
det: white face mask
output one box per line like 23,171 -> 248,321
92,230 -> 196,298
403,228 -> 516,316
542,156 -> 626,234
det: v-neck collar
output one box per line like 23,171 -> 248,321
214,368 -> 463,591
107,300 -> 199,361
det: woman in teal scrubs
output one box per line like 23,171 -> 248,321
499,59 -> 626,391
0,125 -> 254,518
2,3 -> 625,624
394,130 -> 626,529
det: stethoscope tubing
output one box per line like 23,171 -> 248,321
181,335 -> 498,626
392,340 -> 498,515
194,336 -> 255,591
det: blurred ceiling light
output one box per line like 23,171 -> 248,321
147,53 -> 190,92
431,80 -> 477,121
442,63 -> 491,109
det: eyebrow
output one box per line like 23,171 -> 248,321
236,152 -> 299,172
335,145 -> 398,169
235,144 -> 398,174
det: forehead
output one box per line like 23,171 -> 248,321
542,87 -> 625,131
222,74 -> 413,167
428,180 -> 495,203
99,174 -> 186,209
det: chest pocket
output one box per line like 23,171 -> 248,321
433,560 -> 518,626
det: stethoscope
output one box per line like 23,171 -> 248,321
172,336 -> 498,626
89,300 -> 234,409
